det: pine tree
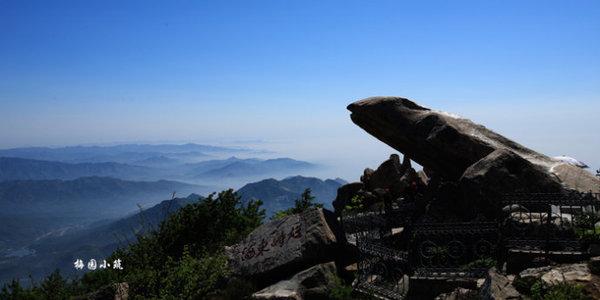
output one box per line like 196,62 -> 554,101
272,188 -> 323,220
41,270 -> 68,300
292,188 -> 323,213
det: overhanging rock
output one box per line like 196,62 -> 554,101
347,96 -> 599,194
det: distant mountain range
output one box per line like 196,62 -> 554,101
0,156 -> 320,188
133,155 -> 182,167
0,143 -> 245,164
237,176 -> 346,216
0,157 -> 152,181
189,157 -> 316,179
0,176 -> 203,215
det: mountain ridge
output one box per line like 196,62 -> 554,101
195,157 -> 316,179
0,176 -> 206,217
0,143 -> 246,164
0,157 -> 153,181
236,175 -> 345,216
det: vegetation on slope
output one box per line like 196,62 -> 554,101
271,188 -> 323,220
1,189 -> 264,299
0,187 -> 358,300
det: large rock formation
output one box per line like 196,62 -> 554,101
347,96 -> 599,194
362,153 -> 412,192
333,154 -> 426,217
226,208 -> 344,283
347,97 -> 599,219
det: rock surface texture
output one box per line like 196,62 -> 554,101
332,153 -> 426,217
347,96 -> 599,219
332,182 -> 363,214
347,96 -> 599,194
480,268 -> 521,300
519,263 -> 592,286
252,262 -> 338,300
226,208 -> 343,282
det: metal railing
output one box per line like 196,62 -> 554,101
340,191 -> 600,299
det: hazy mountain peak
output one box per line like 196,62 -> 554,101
236,176 -> 343,216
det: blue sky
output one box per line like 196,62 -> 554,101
1,0 -> 599,178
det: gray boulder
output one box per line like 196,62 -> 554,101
362,154 -> 410,192
480,268 -> 521,300
517,263 -> 591,288
332,182 -> 364,215
516,263 -> 600,298
539,264 -> 591,286
226,208 -> 343,282
360,168 -> 374,183
347,96 -> 599,193
251,262 -> 338,300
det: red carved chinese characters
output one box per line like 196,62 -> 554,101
239,221 -> 303,261
256,238 -> 270,257
270,230 -> 286,248
241,241 -> 256,260
288,223 -> 302,240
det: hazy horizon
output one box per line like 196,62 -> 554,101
1,1 -> 599,179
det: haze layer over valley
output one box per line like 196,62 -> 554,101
0,142 -> 346,284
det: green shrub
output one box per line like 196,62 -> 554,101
513,276 -> 539,295
0,279 -> 38,300
40,270 -> 69,300
107,189 -> 264,298
544,283 -> 588,300
529,280 -> 589,300
3,189 -> 265,299
79,262 -> 122,293
344,194 -> 365,212
272,188 -> 322,220
460,257 -> 496,270
1,270 -> 76,300
329,276 -> 353,300
160,248 -> 230,299
571,211 -> 600,247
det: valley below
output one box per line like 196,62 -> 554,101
0,143 -> 343,285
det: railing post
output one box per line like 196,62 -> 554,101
545,201 -> 552,261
